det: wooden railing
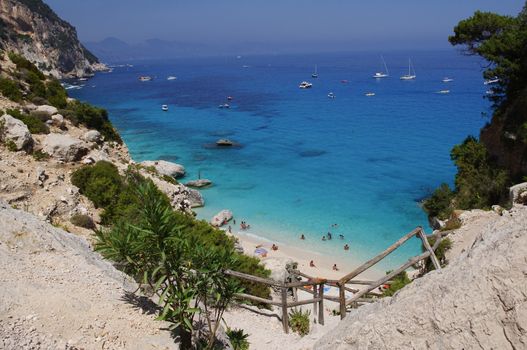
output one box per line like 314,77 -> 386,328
225,226 -> 444,332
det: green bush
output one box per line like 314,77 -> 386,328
382,271 -> 411,297
5,139 -> 17,151
423,183 -> 454,220
288,308 -> 310,336
226,328 -> 250,350
66,101 -> 122,143
32,149 -> 50,161
6,108 -> 49,134
70,214 -> 96,230
0,77 -> 22,101
422,237 -> 453,272
8,52 -> 45,80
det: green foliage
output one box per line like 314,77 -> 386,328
451,136 -> 509,209
32,149 -> 50,161
382,271 -> 411,297
45,79 -> 67,108
66,100 -> 122,143
226,328 -> 250,350
422,237 -> 452,272
70,214 -> 96,230
6,108 -> 49,134
161,174 -> 178,185
8,52 -> 45,80
94,182 -> 252,348
0,77 -> 22,101
423,183 -> 454,220
5,139 -> 17,152
288,308 -> 310,336
440,217 -> 462,232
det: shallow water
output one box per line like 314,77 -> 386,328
69,50 -> 490,270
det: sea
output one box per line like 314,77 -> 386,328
67,49 -> 490,271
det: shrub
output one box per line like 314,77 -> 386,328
161,174 -> 178,184
30,110 -> 52,122
31,96 -> 49,105
66,101 -> 122,143
70,214 -> 96,230
382,271 -> 411,297
5,139 -> 17,151
45,79 -> 67,108
0,77 -> 22,101
32,149 -> 50,161
226,328 -> 250,350
423,183 -> 454,220
6,108 -> 49,134
422,237 -> 453,272
8,52 -> 45,79
288,308 -> 310,336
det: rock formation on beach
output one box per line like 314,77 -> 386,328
0,0 -> 105,78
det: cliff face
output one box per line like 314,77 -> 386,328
0,0 -> 103,78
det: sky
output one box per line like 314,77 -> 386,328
45,0 -> 524,52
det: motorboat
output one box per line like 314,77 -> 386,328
167,76 -> 177,80
218,103 -> 230,109
365,92 -> 376,96
162,104 -> 168,111
139,76 -> 152,81
341,79 -> 349,84
328,92 -> 335,98
436,90 -> 450,94
373,55 -> 389,78
312,65 -> 318,78
299,81 -> 313,89
400,59 -> 416,80
442,77 -> 454,82
484,77 -> 500,85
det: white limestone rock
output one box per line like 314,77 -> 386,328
42,133 -> 88,162
82,130 -> 102,143
0,114 -> 34,151
210,210 -> 233,227
140,160 -> 185,178
35,105 -> 58,117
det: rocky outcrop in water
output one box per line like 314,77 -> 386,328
0,0 -> 104,78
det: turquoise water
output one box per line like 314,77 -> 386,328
69,50 -> 489,269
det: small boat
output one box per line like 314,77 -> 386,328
312,65 -> 318,78
167,76 -> 177,81
341,79 -> 349,84
216,139 -> 234,146
227,96 -> 233,101
486,89 -> 494,95
242,65 -> 250,68
299,81 -> 313,89
328,92 -> 335,99
139,76 -> 152,81
365,92 -> 375,96
442,77 -> 454,83
484,77 -> 499,85
400,59 -> 416,80
162,104 -> 168,111
373,55 -> 389,78
78,77 -> 88,81
218,103 -> 230,109
436,90 -> 450,94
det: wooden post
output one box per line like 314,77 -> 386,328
338,282 -> 346,319
281,287 -> 289,333
312,283 -> 318,323
318,283 -> 324,325
418,228 -> 441,270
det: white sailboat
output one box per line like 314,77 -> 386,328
373,55 -> 389,78
400,59 -> 416,80
312,65 -> 318,78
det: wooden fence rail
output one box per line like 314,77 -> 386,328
224,226 -> 443,331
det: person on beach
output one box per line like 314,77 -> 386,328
228,225 -> 232,233
322,236 -> 326,241
327,232 -> 332,240
300,234 -> 305,240
339,234 -> 344,239
271,244 -> 278,251
233,219 -> 236,225
344,244 -> 349,251
333,264 -> 339,271
310,260 -> 316,267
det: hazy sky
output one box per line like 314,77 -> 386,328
46,0 -> 523,51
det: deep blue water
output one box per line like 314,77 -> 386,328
68,50 -> 490,269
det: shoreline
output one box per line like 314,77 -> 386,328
229,228 -> 384,281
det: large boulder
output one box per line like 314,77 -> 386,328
0,114 -> 34,151
510,182 -> 527,205
185,179 -> 212,188
82,130 -> 102,143
51,114 -> 65,127
140,160 -> 185,178
187,188 -> 205,208
42,134 -> 88,162
263,257 -> 295,284
35,105 -> 58,117
210,210 -> 233,227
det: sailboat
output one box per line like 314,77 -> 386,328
312,65 -> 318,78
373,56 -> 389,78
400,59 -> 416,80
